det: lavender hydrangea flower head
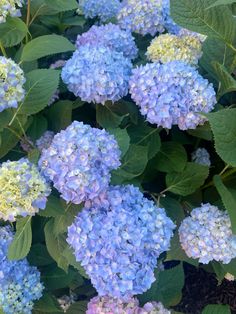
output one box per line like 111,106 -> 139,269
0,0 -> 24,23
86,296 -> 141,313
67,185 -> 175,297
191,148 -> 211,166
117,0 -> 166,36
0,56 -> 25,112
39,121 -> 121,204
141,302 -> 171,314
146,34 -> 202,65
0,226 -> 43,314
179,204 -> 236,264
129,61 -> 216,130
61,45 -> 132,104
76,23 -> 138,60
79,0 -> 121,22
0,158 -> 51,221
36,131 -> 55,152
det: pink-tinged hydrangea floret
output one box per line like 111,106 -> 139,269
0,158 -> 51,222
76,23 -> 138,60
0,56 -> 25,112
67,185 -> 175,297
36,131 -> 55,152
61,45 -> 132,104
129,61 -> 216,130
79,0 -> 121,21
39,121 -> 121,204
192,148 -> 211,166
179,203 -> 236,264
0,226 -> 43,314
117,0 -> 165,36
0,0 -> 24,23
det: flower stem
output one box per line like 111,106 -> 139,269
0,42 -> 7,57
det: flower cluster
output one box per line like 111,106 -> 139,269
0,226 -> 43,314
86,296 -> 170,313
117,0 -> 165,36
61,45 -> 132,104
129,61 -> 216,130
76,23 -> 138,60
162,0 -> 180,34
79,0 -> 121,22
146,34 -> 202,65
178,28 -> 207,42
36,130 -> 55,152
39,121 -> 121,204
0,158 -> 51,221
191,148 -> 211,166
0,56 -> 25,112
67,185 -> 175,297
0,0 -> 23,23
179,204 -> 236,264
58,292 -> 76,313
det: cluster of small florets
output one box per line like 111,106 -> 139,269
67,185 -> 175,297
161,0 -> 181,34
86,296 -> 170,313
191,148 -> 211,166
0,0 -> 24,23
179,204 -> 236,264
39,121 -> 121,204
0,158 -> 51,221
36,131 -> 55,152
117,0 -> 166,36
146,34 -> 202,65
76,23 -> 138,60
0,56 -> 25,112
178,28 -> 207,43
79,0 -> 121,21
61,45 -> 132,104
58,292 -> 76,312
0,226 -> 43,314
129,61 -> 216,130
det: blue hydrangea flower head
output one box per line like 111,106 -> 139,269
192,148 -> 211,166
117,0 -> 165,36
0,226 -> 44,314
0,158 -> 51,221
39,121 -> 121,204
67,184 -> 175,297
162,0 -> 180,34
76,23 -> 138,60
179,203 -> 236,264
0,0 -> 24,23
79,0 -> 121,22
36,131 -> 55,152
61,45 -> 132,104
0,56 -> 25,112
129,61 -> 216,130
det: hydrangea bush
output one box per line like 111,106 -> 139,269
0,1 -> 235,313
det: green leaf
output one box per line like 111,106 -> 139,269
213,175 -> 236,233
0,17 -> 27,47
0,109 -> 14,131
112,144 -> 148,182
202,304 -> 231,314
28,149 -> 40,164
128,123 -> 161,159
139,264 -> 184,307
28,244 -> 54,266
21,35 -> 75,62
42,266 -> 75,290
45,0 -> 78,12
19,69 -> 60,115
38,195 -> 65,218
222,258 -> 236,276
187,123 -> 213,141
62,246 -> 89,279
8,217 -> 32,260
96,104 -> 127,129
207,0 -> 236,8
170,0 -> 236,49
212,62 -> 236,97
155,142 -> 187,173
33,293 -> 63,313
211,261 -> 227,282
166,162 -> 209,196
44,220 -> 69,272
160,197 -> 185,226
48,100 -> 73,132
67,301 -> 88,314
27,115 -> 48,141
207,109 -> 236,166
107,128 -> 130,157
